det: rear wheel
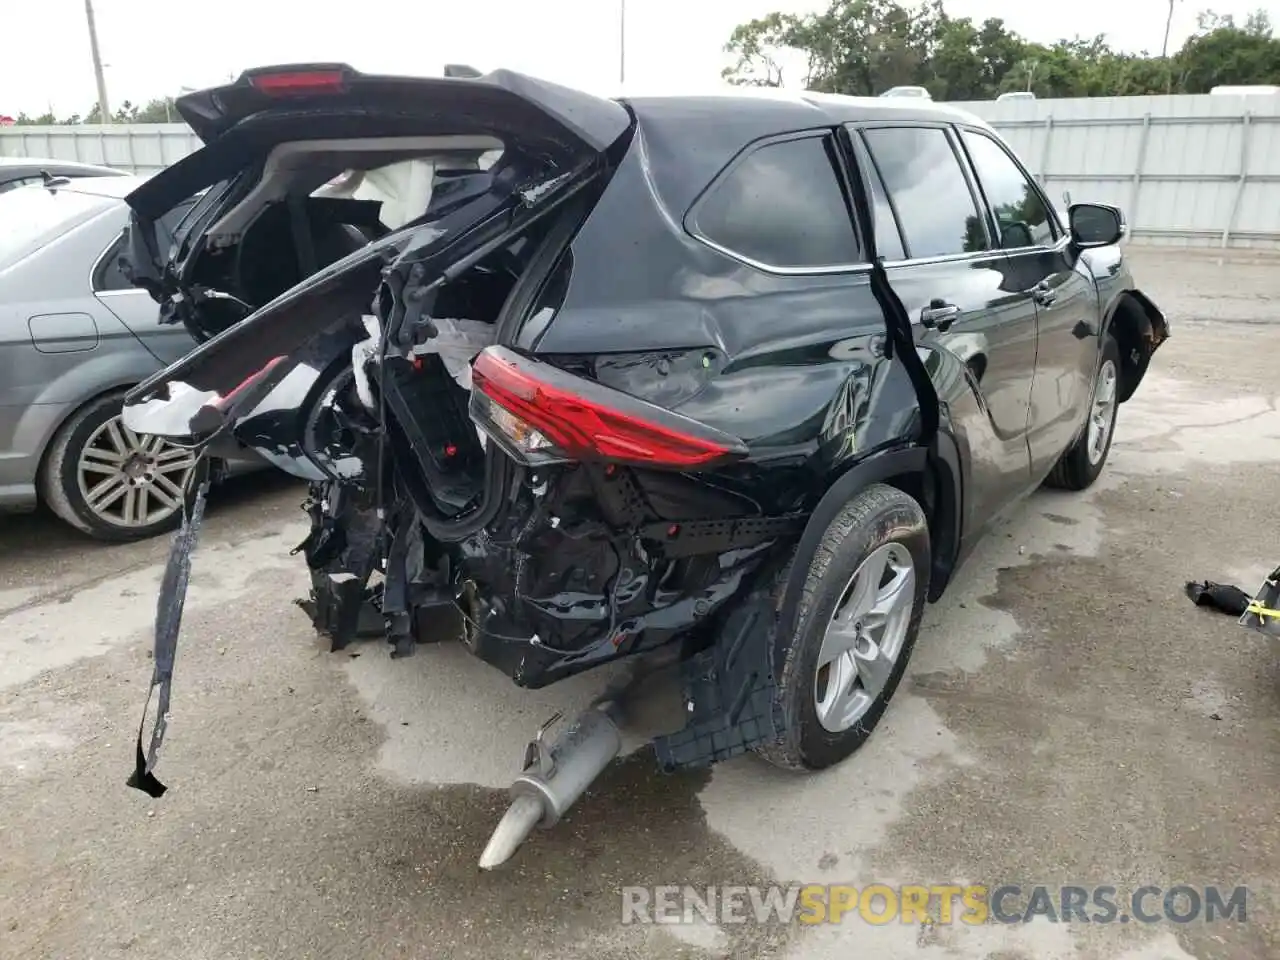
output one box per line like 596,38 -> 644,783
1045,334 -> 1121,491
755,483 -> 930,771
40,392 -> 205,542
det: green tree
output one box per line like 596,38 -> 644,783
722,12 -> 803,86
723,1 -> 1280,97
133,98 -> 178,123
1177,11 -> 1280,90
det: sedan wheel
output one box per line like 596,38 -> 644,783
41,391 -> 208,542
76,416 -> 197,529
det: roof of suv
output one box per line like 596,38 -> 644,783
613,89 -> 992,217
621,87 -> 988,129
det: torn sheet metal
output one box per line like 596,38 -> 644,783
127,477 -> 211,798
351,314 -> 381,411
122,380 -> 221,438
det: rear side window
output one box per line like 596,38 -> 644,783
690,135 -> 860,270
0,176 -> 42,195
861,127 -> 988,260
960,129 -> 1056,249
95,201 -> 198,292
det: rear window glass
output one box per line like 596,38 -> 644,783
691,135 -> 861,270
0,185 -> 115,270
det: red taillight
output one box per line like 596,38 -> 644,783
249,70 -> 346,96
469,347 -> 747,469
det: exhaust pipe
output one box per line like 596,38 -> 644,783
478,703 -> 622,869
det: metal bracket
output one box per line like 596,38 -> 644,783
522,712 -> 562,778
640,515 -> 806,559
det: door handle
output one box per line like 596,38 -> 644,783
920,299 -> 959,332
1031,280 -> 1057,306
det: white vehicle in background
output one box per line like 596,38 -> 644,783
878,85 -> 931,99
1209,85 -> 1280,97
997,91 -> 1036,102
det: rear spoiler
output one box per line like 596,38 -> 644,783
126,65 -> 632,220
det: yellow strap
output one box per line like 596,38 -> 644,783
1245,601 -> 1280,619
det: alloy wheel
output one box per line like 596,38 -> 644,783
75,415 -> 198,529
1087,359 -> 1118,465
813,542 -> 916,733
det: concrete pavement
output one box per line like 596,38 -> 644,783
1,247 -> 1277,960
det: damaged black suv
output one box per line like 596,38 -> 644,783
120,65 -> 1168,866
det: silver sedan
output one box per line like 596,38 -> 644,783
0,174 -> 255,540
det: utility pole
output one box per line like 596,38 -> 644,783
1161,0 -> 1177,58
84,0 -> 111,123
1162,0 -> 1179,94
619,0 -> 626,85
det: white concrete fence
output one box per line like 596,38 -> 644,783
4,93 -> 1278,250
950,93 -> 1280,251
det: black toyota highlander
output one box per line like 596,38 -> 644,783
116,64 -> 1168,867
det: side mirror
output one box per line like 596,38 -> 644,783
1068,203 -> 1125,248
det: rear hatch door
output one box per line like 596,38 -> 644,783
121,63 -> 630,318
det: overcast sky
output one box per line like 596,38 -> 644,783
3,0 -> 1277,116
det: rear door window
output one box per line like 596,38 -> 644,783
959,129 -> 1057,249
690,134 -> 861,270
860,126 -> 988,260
848,132 -> 906,261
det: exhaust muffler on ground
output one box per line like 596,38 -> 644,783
478,702 -> 623,869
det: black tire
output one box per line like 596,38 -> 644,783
754,483 -> 931,771
1044,334 -> 1122,492
39,391 -> 206,542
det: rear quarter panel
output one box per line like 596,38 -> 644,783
530,127 -> 990,541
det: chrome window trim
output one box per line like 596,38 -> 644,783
87,230 -> 135,294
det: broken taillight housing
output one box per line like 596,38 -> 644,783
469,346 -> 748,469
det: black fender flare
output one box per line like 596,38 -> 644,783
775,439 -> 962,671
1099,289 -> 1169,403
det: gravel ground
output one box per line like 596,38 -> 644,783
1,245 -> 1277,960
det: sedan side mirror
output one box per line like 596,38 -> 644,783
1068,202 -> 1125,248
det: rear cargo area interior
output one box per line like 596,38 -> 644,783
182,139 -> 505,338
